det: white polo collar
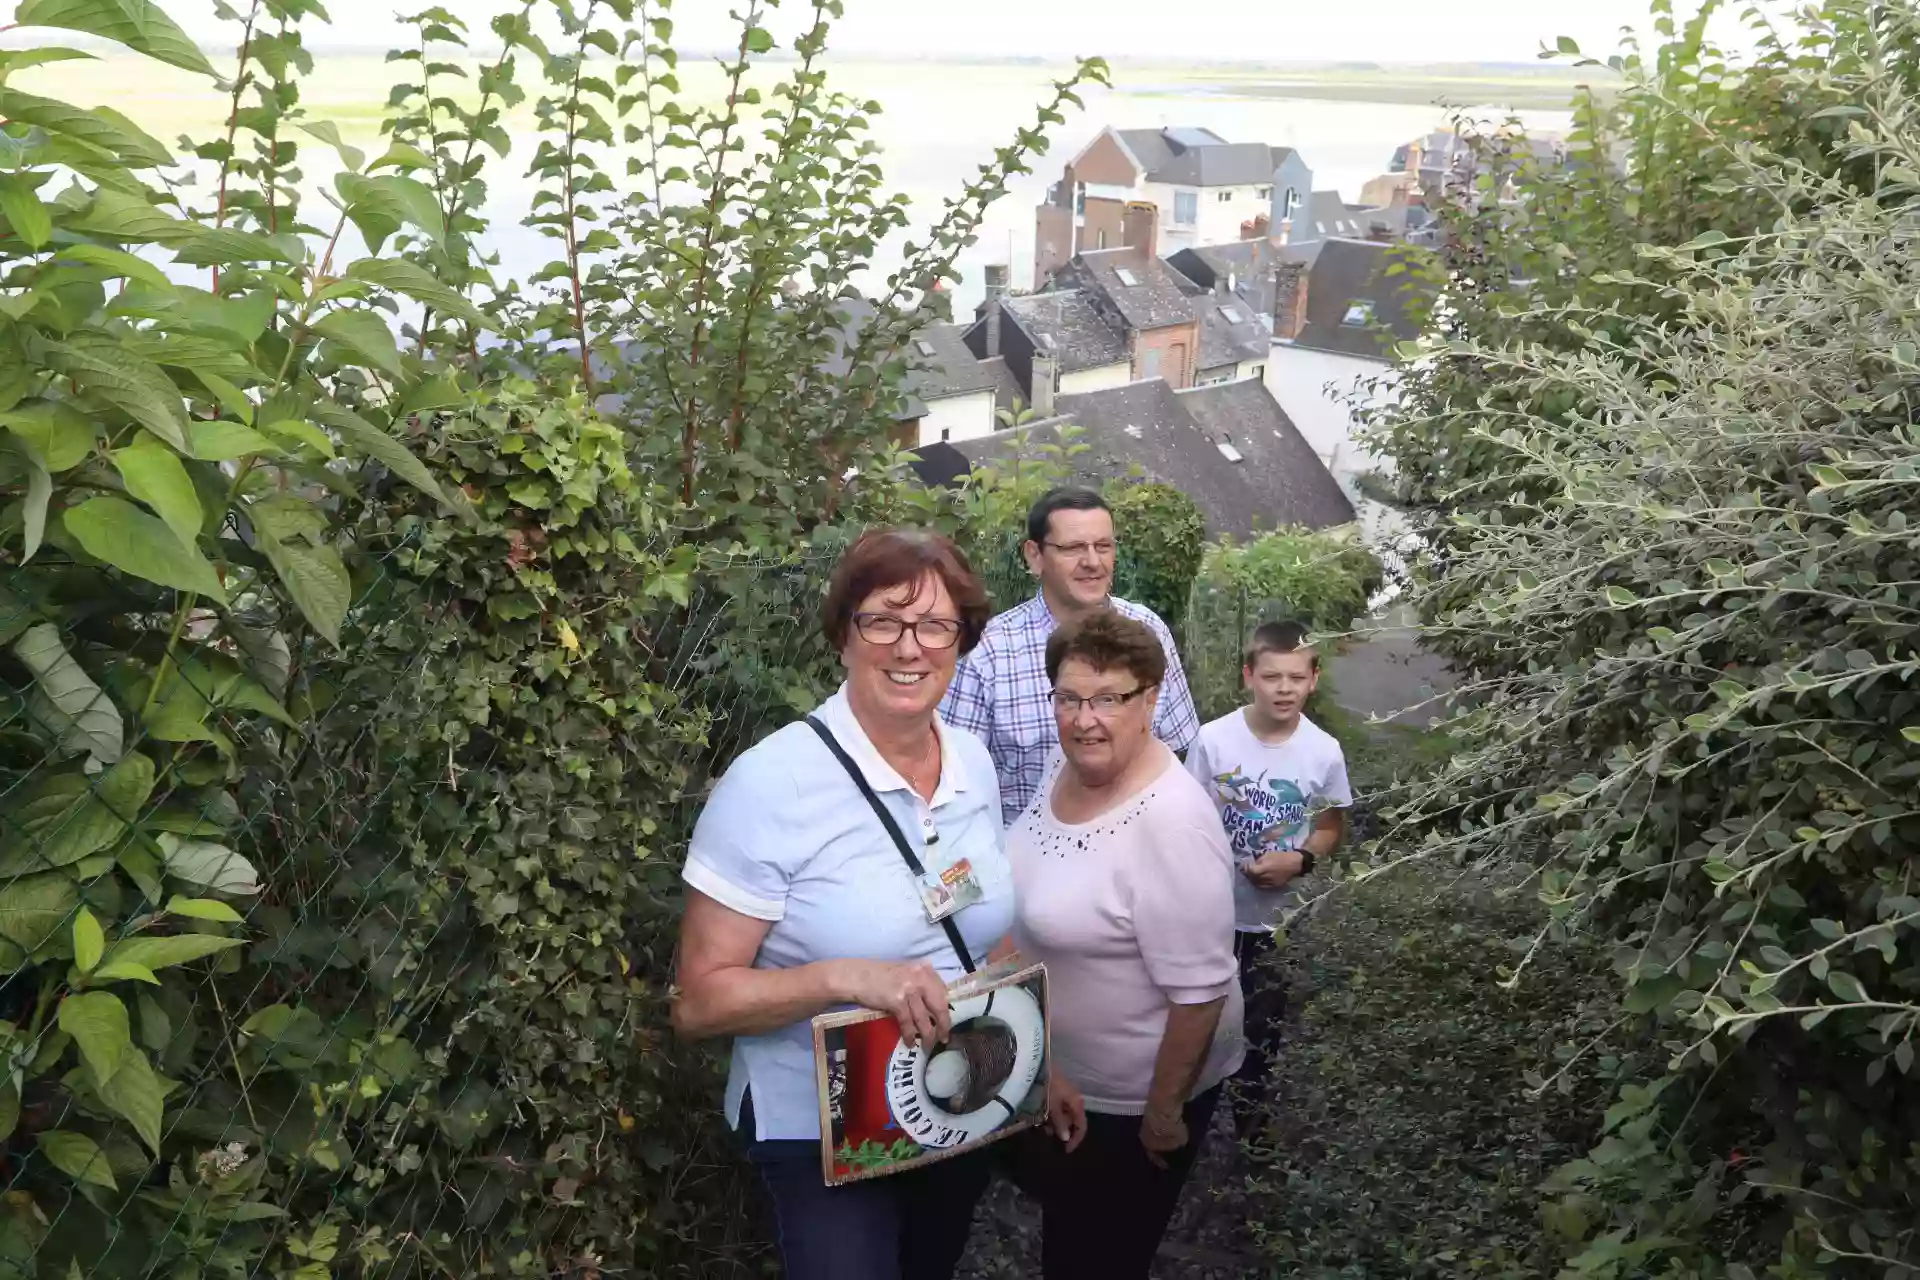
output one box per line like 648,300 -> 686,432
818,684 -> 971,807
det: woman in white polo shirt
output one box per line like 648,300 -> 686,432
673,529 -> 1011,1280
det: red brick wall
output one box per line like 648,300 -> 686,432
1131,320 -> 1199,390
1078,197 -> 1125,257
1074,131 -> 1139,186
1035,203 -> 1074,288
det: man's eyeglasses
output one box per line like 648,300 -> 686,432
1042,540 -> 1117,560
853,613 -> 963,649
1050,686 -> 1152,716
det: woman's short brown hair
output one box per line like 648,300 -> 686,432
821,529 -> 992,655
1045,609 -> 1167,688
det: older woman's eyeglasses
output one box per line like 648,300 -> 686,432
853,613 -> 963,649
1050,687 -> 1150,716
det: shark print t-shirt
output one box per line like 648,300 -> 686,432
1186,710 -> 1352,932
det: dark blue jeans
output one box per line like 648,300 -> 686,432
740,1096 -> 992,1280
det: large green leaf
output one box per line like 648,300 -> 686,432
0,401 -> 98,471
51,244 -> 171,288
4,437 -> 51,563
0,172 -> 53,249
156,834 -> 259,894
309,401 -> 449,505
16,0 -> 217,77
58,990 -> 131,1088
96,1047 -> 164,1155
296,120 -> 366,172
0,87 -> 173,168
101,932 -> 243,972
188,419 -> 278,462
72,905 -> 104,973
39,1131 -> 118,1199
259,539 -> 349,647
12,622 -> 124,765
0,873 -> 81,958
41,334 -> 188,451
311,309 -> 404,379
0,754 -> 153,874
111,436 -> 203,547
334,172 -> 444,254
71,189 -> 292,264
38,1130 -> 116,1190
344,257 -> 491,329
65,495 -> 227,602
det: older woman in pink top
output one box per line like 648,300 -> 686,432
1005,610 -> 1244,1278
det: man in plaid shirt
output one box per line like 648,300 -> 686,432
942,487 -> 1200,824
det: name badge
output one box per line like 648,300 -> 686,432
917,854 -> 983,923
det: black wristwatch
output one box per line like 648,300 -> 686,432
1297,849 -> 1317,876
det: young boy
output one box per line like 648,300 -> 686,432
1185,620 -> 1352,1086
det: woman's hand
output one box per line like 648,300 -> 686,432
1140,1104 -> 1189,1169
1242,849 -> 1306,891
1048,1075 -> 1088,1153
829,958 -> 952,1049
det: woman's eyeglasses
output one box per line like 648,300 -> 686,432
853,613 -> 963,649
1050,686 -> 1151,716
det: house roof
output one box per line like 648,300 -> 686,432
980,354 -> 1027,421
1166,238 -> 1320,321
902,322 -> 1001,402
905,440 -> 974,489
1178,380 -> 1355,531
948,379 -> 1352,538
1191,292 -> 1268,370
998,290 -> 1129,373
1114,127 -> 1285,188
1292,238 -> 1431,361
1303,190 -> 1371,242
1067,248 -> 1195,332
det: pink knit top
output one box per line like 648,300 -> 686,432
1008,749 -> 1245,1114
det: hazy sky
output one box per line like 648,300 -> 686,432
149,0 -> 1767,66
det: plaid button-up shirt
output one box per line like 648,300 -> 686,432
941,594 -> 1201,825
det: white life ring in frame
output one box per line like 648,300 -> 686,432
882,982 -> 1045,1150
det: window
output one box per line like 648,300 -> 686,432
1114,266 -> 1140,287
1096,230 -> 1107,250
1251,363 -> 1265,380
1316,222 -> 1327,234
1216,437 -> 1244,464
1216,190 -> 1233,203
1218,304 -> 1243,323
1342,301 -> 1375,327
941,428 -> 951,442
1142,347 -> 1162,379
1256,186 -> 1271,200
914,339 -> 936,357
1281,188 -> 1301,218
1173,191 -> 1198,224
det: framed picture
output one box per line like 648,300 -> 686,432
811,959 -> 1050,1185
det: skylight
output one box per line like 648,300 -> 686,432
1038,333 -> 1057,350
914,339 -> 936,357
1342,301 -> 1375,327
1219,304 -> 1243,323
1217,437 -> 1244,463
1114,267 -> 1140,287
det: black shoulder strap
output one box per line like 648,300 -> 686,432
805,715 -> 976,973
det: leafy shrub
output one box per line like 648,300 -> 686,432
1102,480 -> 1206,634
0,0 -> 1106,1274
1185,528 -> 1383,722
1363,2 -> 1920,1272
1244,864 -> 1621,1279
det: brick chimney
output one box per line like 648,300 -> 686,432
1121,201 -> 1158,254
1273,262 -> 1309,341
1030,352 -> 1057,418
